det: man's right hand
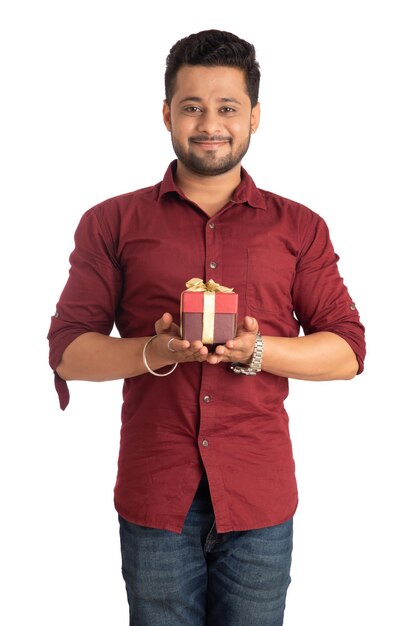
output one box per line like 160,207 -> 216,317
153,312 -> 209,363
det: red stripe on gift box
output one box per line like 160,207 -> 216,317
181,291 -> 238,313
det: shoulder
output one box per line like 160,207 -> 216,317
91,182 -> 159,219
76,181 -> 162,234
257,187 -> 327,234
72,182 -> 162,254
259,187 -> 320,218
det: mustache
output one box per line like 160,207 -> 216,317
189,135 -> 231,142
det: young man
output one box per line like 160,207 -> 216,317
48,30 -> 365,626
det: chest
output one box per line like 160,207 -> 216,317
117,203 -> 299,331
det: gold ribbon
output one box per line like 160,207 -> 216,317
185,278 -> 234,293
185,278 -> 234,344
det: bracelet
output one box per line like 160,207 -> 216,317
142,335 -> 178,377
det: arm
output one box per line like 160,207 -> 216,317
49,209 -> 206,389
56,332 -> 153,381
261,331 -> 358,380
205,316 -> 359,381
56,313 -> 209,381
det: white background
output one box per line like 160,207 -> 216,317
1,1 -> 417,624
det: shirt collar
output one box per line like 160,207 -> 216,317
158,160 -> 267,210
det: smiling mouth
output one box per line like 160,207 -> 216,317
190,136 -> 231,146
193,141 -> 227,148
190,139 -> 230,151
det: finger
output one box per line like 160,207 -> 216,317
155,312 -> 173,334
214,336 -> 252,363
188,341 -> 208,356
165,338 -> 209,359
217,341 -> 241,356
162,311 -> 173,326
177,345 -> 209,364
167,337 -> 192,353
243,315 -> 258,333
213,345 -> 235,363
167,337 -> 177,353
206,352 -> 224,365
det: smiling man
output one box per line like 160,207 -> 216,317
164,65 -> 258,179
48,30 -> 365,626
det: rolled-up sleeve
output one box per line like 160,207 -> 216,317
47,207 -> 122,408
292,213 -> 366,373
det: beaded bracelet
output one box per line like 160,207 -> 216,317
142,335 -> 178,377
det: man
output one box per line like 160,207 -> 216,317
48,29 -> 365,626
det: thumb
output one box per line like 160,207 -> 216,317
243,316 -> 259,333
155,312 -> 173,334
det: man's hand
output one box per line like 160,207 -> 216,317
153,312 -> 209,363
206,316 -> 259,365
151,313 -> 260,368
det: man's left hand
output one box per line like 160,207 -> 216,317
206,316 -> 259,365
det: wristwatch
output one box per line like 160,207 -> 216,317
230,332 -> 264,375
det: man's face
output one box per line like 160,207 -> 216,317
163,65 -> 260,176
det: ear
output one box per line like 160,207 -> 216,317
250,102 -> 261,133
163,100 -> 171,131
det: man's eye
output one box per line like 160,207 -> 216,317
220,107 -> 235,113
184,106 -> 202,113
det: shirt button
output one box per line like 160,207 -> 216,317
350,303 -> 356,310
202,439 -> 209,447
209,222 -> 215,229
209,261 -> 217,269
203,395 -> 211,403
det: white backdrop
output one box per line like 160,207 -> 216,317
1,1 -> 417,624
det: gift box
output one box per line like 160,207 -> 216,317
181,278 -> 238,344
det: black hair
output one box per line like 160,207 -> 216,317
165,29 -> 260,107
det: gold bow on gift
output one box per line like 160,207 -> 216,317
185,278 -> 234,293
184,278 -> 235,344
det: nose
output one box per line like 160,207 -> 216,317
196,110 -> 222,136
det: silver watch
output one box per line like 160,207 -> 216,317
230,332 -> 264,375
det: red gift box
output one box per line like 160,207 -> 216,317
181,278 -> 238,345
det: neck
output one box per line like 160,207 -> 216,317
174,161 -> 242,217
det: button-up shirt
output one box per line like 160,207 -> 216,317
48,161 -> 366,533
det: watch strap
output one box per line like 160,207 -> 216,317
230,332 -> 264,375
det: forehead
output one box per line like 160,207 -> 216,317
171,65 -> 249,102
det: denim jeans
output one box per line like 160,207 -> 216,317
119,473 -> 293,625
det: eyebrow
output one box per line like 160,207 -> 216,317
178,97 -> 242,105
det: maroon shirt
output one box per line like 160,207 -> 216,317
48,161 -> 365,533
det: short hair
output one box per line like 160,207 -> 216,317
165,29 -> 261,107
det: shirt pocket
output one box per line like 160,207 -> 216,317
245,247 -> 296,314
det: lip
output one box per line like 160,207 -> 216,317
191,140 -> 229,150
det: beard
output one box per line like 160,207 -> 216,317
170,133 -> 251,176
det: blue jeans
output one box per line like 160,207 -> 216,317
119,473 -> 293,625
